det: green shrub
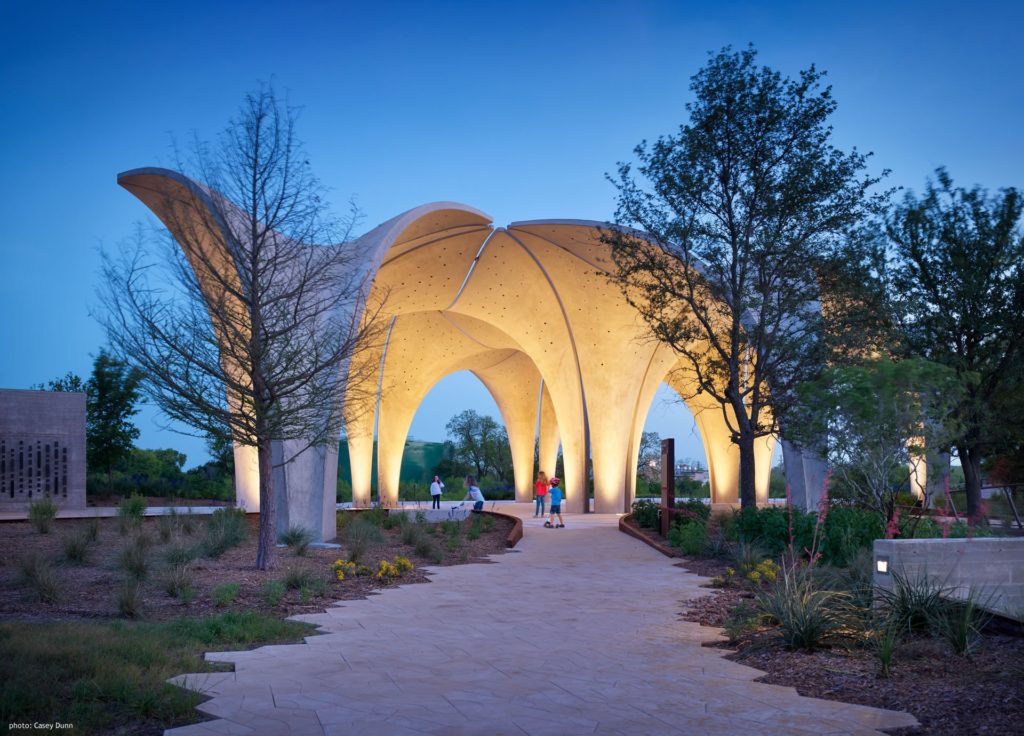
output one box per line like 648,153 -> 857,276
446,535 -> 461,551
198,507 -> 248,558
466,525 -> 481,541
362,507 -> 390,527
631,500 -> 660,529
482,515 -> 495,531
117,583 -> 143,618
675,499 -> 711,522
732,507 -> 816,557
262,580 -> 285,607
119,538 -> 150,580
701,520 -> 731,558
62,532 -> 92,564
819,507 -> 884,566
400,523 -> 427,547
18,555 -> 60,603
279,526 -> 314,556
756,566 -> 852,651
341,518 -> 384,562
668,519 -> 706,556
117,494 -> 147,534
212,582 -> 241,608
441,520 -> 461,539
162,565 -> 195,602
27,496 -> 59,534
416,537 -> 441,560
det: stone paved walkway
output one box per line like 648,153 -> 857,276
166,507 -> 917,736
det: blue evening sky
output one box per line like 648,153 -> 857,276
1,0 -> 1020,468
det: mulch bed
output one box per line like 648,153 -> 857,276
0,512 -> 514,623
674,555 -> 1024,735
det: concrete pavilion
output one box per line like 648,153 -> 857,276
119,168 -> 828,541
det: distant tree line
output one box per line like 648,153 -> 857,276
38,349 -> 234,501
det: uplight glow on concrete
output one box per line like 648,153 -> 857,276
119,170 -> 828,538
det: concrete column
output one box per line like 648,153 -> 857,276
537,383 -> 560,478
271,440 -> 337,542
232,443 -> 260,512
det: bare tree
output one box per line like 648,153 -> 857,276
605,46 -> 882,508
100,85 -> 381,569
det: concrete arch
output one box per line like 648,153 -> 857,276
120,168 -> 820,540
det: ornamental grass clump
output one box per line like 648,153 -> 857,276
875,569 -> 950,634
212,582 -> 240,608
282,567 -> 317,591
119,537 -> 150,580
279,526 -> 314,556
341,518 -> 384,562
262,580 -> 285,607
162,565 -> 195,602
929,589 -> 994,656
117,582 -> 143,618
756,564 -> 852,651
18,555 -> 60,604
62,531 -> 92,564
27,496 -> 58,534
401,522 -> 427,547
117,494 -> 147,534
199,507 -> 248,559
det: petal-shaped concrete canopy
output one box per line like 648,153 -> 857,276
119,168 -> 825,540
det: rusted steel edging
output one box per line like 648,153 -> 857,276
483,509 -> 523,548
619,513 -> 678,558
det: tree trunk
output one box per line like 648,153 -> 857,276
958,444 -> 984,524
738,432 -> 757,509
255,436 -> 276,570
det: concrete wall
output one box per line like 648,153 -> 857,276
0,389 -> 86,510
873,537 -> 1024,621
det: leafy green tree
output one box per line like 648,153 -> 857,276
790,358 -> 962,522
86,350 -> 144,489
444,409 -> 513,482
605,45 -> 882,508
36,372 -> 86,393
887,169 -> 1024,520
39,351 -> 143,490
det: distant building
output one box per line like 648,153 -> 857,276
676,461 -> 709,483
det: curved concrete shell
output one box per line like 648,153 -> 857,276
120,168 -> 821,540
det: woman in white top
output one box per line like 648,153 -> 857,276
429,475 -> 444,509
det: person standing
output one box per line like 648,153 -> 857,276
464,475 -> 485,512
429,475 -> 444,510
544,476 -> 565,528
534,471 -> 549,517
